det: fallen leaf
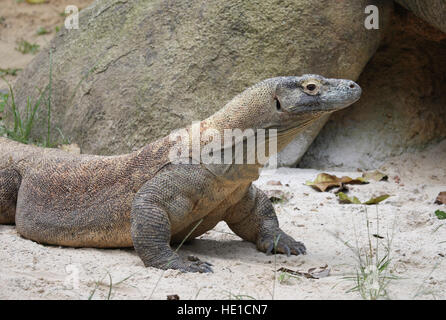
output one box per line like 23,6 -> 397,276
278,267 -> 306,277
337,192 -> 390,205
305,173 -> 368,192
372,234 -> 384,239
393,176 -> 401,184
435,210 -> 446,220
267,180 -> 282,186
362,170 -> 388,181
278,264 -> 330,279
363,194 -> 391,205
337,192 -> 361,204
434,192 -> 446,205
310,265 -> 330,279
167,294 -> 180,300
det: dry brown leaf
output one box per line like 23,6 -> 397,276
310,265 -> 330,279
362,170 -> 388,181
267,180 -> 283,186
363,194 -> 391,205
278,265 -> 330,279
434,192 -> 446,205
305,173 -> 368,192
337,192 -> 390,205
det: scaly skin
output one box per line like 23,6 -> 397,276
0,75 -> 361,272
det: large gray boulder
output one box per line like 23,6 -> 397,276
12,0 -> 391,156
395,0 -> 446,33
300,6 -> 446,169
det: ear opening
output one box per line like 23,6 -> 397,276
274,97 -> 282,111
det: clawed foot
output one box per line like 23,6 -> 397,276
182,260 -> 213,273
257,231 -> 306,256
184,255 -> 213,273
160,255 -> 213,273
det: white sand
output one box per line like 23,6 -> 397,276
1,140 -> 445,300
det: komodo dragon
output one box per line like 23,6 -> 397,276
0,75 -> 361,272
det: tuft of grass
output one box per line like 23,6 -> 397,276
1,50 -> 99,147
0,92 -> 8,114
16,40 -> 40,55
0,76 -> 47,144
277,269 -> 303,285
412,261 -> 442,299
335,206 -> 398,300
36,27 -> 50,35
0,68 -> 21,77
45,48 -> 53,147
226,291 -> 257,300
1,48 -> 55,146
271,234 -> 281,300
88,272 -> 133,300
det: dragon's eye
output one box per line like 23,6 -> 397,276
306,84 -> 316,91
302,80 -> 320,95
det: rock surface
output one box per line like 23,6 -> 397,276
395,0 -> 446,34
300,5 -> 446,169
11,0 -> 390,156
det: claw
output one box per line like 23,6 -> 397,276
266,242 -> 274,255
186,256 -> 214,271
291,242 -> 306,255
202,264 -> 214,273
186,260 -> 214,273
259,232 -> 306,257
284,245 -> 291,257
195,262 -> 213,273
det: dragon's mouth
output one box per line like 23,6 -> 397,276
265,110 -> 327,134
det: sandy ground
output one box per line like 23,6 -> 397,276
1,140 -> 445,300
0,0 -> 93,86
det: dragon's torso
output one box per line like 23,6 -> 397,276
0,135 -> 261,247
